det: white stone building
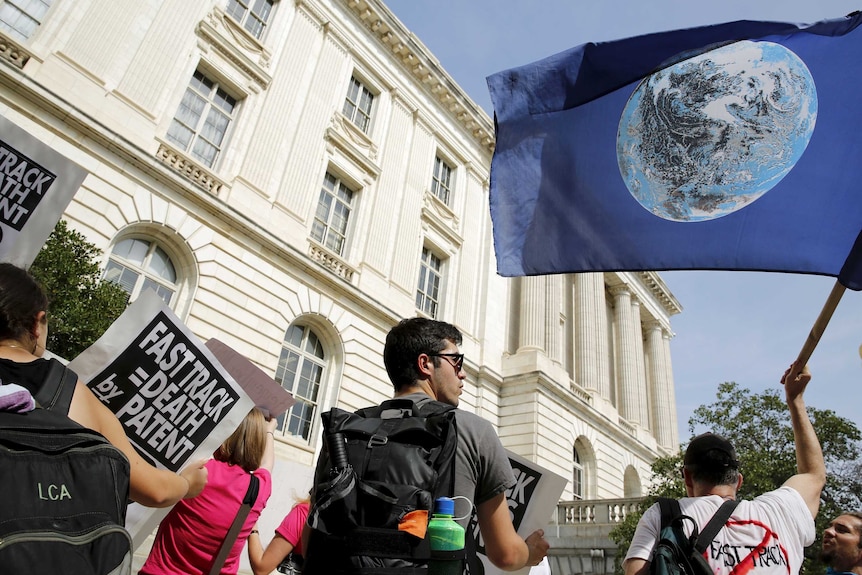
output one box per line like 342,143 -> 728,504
0,0 -> 681,571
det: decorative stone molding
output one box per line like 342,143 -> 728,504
618,417 -> 636,436
324,112 -> 381,178
421,191 -> 462,248
155,142 -> 225,195
196,7 -> 273,93
0,34 -> 29,68
308,242 -> 356,282
343,0 -> 494,154
608,284 -> 631,299
639,271 -> 682,316
570,381 -> 593,406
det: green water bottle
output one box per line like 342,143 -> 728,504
428,496 -> 465,575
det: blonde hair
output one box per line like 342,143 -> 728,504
214,407 -> 267,472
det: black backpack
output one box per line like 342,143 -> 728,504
304,397 -> 459,575
0,359 -> 133,575
651,498 -> 739,575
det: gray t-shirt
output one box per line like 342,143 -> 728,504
400,393 -> 515,526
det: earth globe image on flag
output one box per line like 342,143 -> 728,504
616,40 -> 818,222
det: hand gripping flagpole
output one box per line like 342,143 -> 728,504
795,279 -> 847,367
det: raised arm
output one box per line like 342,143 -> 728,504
259,417 -> 278,473
476,491 -> 549,571
69,380 -> 208,507
779,362 -> 826,518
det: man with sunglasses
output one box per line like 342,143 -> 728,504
384,317 -> 549,571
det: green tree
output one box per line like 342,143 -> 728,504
610,381 -> 862,575
29,219 -> 128,360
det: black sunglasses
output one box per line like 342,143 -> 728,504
430,353 -> 465,371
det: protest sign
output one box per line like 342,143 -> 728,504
466,451 -> 566,575
68,290 -> 254,548
0,115 -> 86,267
205,338 -> 295,419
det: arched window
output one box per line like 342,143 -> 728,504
573,446 -> 584,500
104,238 -> 178,306
275,324 -> 325,441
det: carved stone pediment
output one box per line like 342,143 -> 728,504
324,112 -> 381,178
421,190 -> 462,248
196,7 -> 273,92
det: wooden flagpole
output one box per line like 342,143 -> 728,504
795,279 -> 847,367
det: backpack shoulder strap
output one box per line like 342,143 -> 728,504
35,358 -> 78,414
657,497 -> 682,529
415,397 -> 456,416
694,499 -> 738,552
208,472 -> 260,575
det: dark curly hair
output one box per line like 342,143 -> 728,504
383,317 -> 462,392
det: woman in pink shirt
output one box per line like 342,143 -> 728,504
140,407 -> 277,575
247,495 -> 310,575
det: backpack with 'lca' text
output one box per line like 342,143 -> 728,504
304,397 -> 460,575
651,498 -> 739,575
0,358 -> 133,575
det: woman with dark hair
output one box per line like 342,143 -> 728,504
0,262 -> 207,506
140,407 -> 276,575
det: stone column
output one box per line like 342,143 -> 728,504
545,275 -> 561,363
646,320 -> 674,448
518,276 -> 545,351
630,298 -> 649,427
574,273 -> 610,398
662,330 -> 680,448
610,285 -> 639,422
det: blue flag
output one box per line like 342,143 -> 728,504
488,13 -> 862,290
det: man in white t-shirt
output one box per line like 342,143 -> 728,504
624,363 -> 825,575
820,512 -> 862,575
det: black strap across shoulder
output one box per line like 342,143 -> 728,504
34,358 -> 78,414
657,497 -> 738,551
694,499 -> 738,552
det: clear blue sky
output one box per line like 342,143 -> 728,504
385,1 -> 862,440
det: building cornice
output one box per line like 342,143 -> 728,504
341,0 -> 495,155
638,271 -> 683,316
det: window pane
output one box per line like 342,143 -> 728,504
276,325 -> 326,442
168,70 -> 237,168
343,76 -> 373,133
104,260 -> 138,294
225,0 -> 247,22
0,0 -> 51,42
148,246 -> 177,282
285,324 -> 303,348
417,248 -> 443,319
105,238 -> 179,308
141,277 -> 174,305
312,173 -> 354,257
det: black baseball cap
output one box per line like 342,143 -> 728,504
684,432 -> 739,469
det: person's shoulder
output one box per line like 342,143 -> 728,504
452,407 -> 491,426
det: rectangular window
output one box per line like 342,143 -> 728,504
166,70 -> 238,168
0,0 -> 52,42
310,172 -> 355,257
342,76 -> 374,134
225,0 -> 274,39
431,156 -> 454,205
416,247 -> 443,319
